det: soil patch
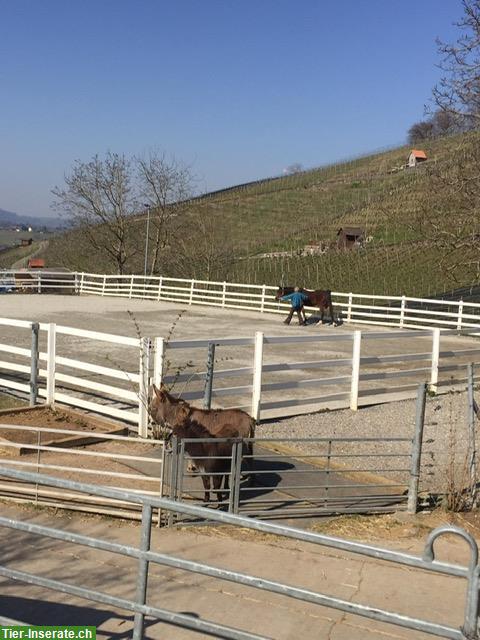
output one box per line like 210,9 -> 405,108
0,405 -> 126,447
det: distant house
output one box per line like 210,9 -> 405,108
336,227 -> 365,250
28,258 -> 45,269
408,149 -> 427,167
21,238 -> 33,247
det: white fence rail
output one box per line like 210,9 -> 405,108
2,317 -> 480,423
0,317 -> 149,433
2,271 -> 480,422
3,269 -> 480,331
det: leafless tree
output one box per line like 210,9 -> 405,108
408,120 -> 435,144
432,0 -> 480,124
52,153 -> 138,274
170,207 -> 236,281
52,151 -> 195,275
136,152 -> 194,274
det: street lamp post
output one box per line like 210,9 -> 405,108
143,204 -> 151,277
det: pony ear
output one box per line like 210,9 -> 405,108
178,404 -> 189,421
152,384 -> 161,398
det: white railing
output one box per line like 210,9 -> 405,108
3,271 -> 480,421
0,317 -> 150,434
159,327 -> 480,420
3,269 -> 480,332
2,320 -> 480,423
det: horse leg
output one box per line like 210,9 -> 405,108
200,473 -> 211,503
284,308 -> 294,324
213,474 -> 225,504
330,301 -> 336,325
320,304 -> 325,324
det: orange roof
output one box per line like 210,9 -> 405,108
410,149 -> 427,159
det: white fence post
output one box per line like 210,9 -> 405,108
260,285 -> 266,312
457,300 -> 464,331
189,279 -> 195,305
399,295 -> 406,328
153,337 -> 165,388
251,331 -> 264,422
350,330 -> 362,411
129,275 -> 134,299
347,293 -> 353,322
222,282 -> 227,308
46,323 -> 56,406
80,272 -> 85,294
101,275 -> 106,296
138,337 -> 150,438
157,276 -> 163,301
430,328 -> 441,393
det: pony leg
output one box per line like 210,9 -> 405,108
212,474 -> 225,504
201,474 -> 211,503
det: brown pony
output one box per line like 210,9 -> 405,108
275,286 -> 337,325
150,384 -> 255,480
168,418 -> 238,503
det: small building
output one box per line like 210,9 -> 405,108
28,258 -> 45,269
408,149 -> 427,168
21,238 -> 33,247
336,227 -> 365,250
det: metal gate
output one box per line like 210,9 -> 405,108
164,433 -> 417,522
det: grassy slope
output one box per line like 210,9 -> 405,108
42,133 -> 475,297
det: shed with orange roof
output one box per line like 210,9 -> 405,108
408,149 -> 427,168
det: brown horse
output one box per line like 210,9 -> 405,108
167,418 -> 238,503
275,286 -> 337,325
150,384 -> 255,481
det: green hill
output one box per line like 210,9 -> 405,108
42,132 -> 479,297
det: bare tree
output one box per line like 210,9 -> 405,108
408,120 -> 435,144
52,153 -> 138,274
170,207 -> 236,281
136,152 -> 194,274
53,151 -> 195,275
432,0 -> 480,124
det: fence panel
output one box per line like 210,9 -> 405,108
0,466 -> 478,639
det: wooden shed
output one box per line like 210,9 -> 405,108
408,149 -> 427,167
336,227 -> 365,250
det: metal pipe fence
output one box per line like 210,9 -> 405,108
0,424 -> 166,520
163,410 -> 426,521
0,466 -> 478,639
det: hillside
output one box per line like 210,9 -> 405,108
42,132 -> 479,297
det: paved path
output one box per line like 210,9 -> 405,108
0,503 -> 472,639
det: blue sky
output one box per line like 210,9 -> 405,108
0,0 -> 465,217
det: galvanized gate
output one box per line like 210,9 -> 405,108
163,384 -> 428,522
164,433 -> 418,522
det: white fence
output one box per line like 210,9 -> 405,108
2,271 -> 480,425
3,269 -> 480,331
0,317 -> 150,432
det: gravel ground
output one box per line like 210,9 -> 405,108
257,387 -> 475,496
